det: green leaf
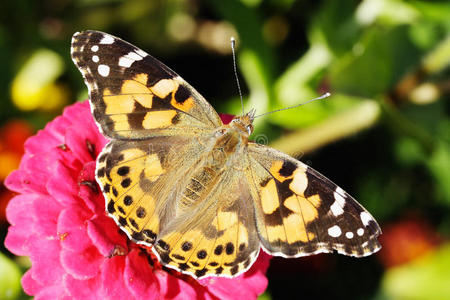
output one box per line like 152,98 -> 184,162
329,26 -> 422,97
0,253 -> 22,300
382,244 -> 450,300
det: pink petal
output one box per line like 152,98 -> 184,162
4,170 -> 25,193
34,282 -> 68,300
5,194 -> 59,256
63,101 -> 107,150
201,252 -> 271,299
22,270 -> 44,296
47,162 -> 79,206
5,194 -> 36,230
64,274 -> 102,300
99,256 -> 133,299
65,127 -> 97,164
31,194 -> 62,237
156,271 -> 200,299
219,113 -> 235,125
86,215 -> 128,257
24,125 -> 66,154
124,249 -> 160,299
19,152 -> 59,195
57,207 -> 92,252
77,161 -> 103,214
28,238 -> 65,284
60,245 -> 103,280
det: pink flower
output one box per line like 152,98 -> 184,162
4,101 -> 270,299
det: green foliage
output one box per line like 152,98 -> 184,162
382,244 -> 450,300
0,253 -> 21,300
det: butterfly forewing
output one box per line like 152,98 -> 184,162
71,30 -> 221,140
247,142 -> 381,257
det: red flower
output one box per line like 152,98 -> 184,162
378,216 -> 441,268
4,101 -> 270,299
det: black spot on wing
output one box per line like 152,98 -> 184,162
174,84 -> 191,104
279,160 -> 297,177
263,207 -> 283,226
276,179 -> 295,200
107,200 -> 116,213
117,166 -> 129,176
143,229 -> 157,241
131,231 -> 144,241
195,269 -> 207,278
126,101 -> 147,131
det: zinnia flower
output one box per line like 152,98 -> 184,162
4,101 -> 270,299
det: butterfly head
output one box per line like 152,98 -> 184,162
229,109 -> 255,135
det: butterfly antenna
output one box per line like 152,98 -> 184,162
254,92 -> 331,118
231,37 -> 244,116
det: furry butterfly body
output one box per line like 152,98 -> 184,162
71,30 -> 381,279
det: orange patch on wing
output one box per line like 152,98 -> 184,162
121,75 -> 153,109
267,225 -> 287,242
142,110 -> 177,129
237,223 -> 249,250
171,96 -> 194,112
216,211 -> 238,228
144,154 -> 165,181
270,161 -> 292,182
133,73 -> 148,85
283,213 -> 314,243
283,195 -> 301,213
260,179 -> 279,214
109,114 -> 130,131
307,194 -> 321,208
301,195 -> 319,223
283,195 -> 317,243
289,169 -> 308,196
151,79 -> 178,98
103,88 -> 135,115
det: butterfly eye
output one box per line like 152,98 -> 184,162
246,125 -> 253,134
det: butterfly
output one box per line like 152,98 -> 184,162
71,30 -> 381,279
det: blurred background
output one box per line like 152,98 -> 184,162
0,0 -> 449,299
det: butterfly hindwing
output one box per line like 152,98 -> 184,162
247,143 -> 381,257
97,134 -> 213,245
153,167 -> 260,278
71,30 -> 221,140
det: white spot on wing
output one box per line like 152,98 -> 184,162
330,201 -> 344,216
328,225 -> 342,237
98,64 -> 110,77
360,212 -> 372,226
357,228 -> 364,236
92,55 -> 99,63
118,56 -> 133,68
91,45 -> 99,52
330,190 -> 346,216
345,232 -> 354,239
118,51 -> 144,68
100,35 -> 114,44
135,49 -> 148,57
128,51 -> 143,60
